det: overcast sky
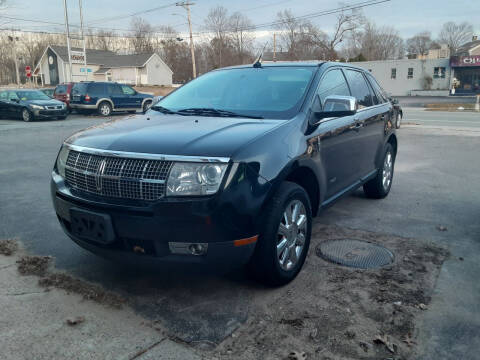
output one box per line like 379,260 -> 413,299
3,0 -> 480,42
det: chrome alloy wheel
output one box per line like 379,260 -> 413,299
382,151 -> 393,191
276,199 -> 308,271
22,109 -> 31,122
100,103 -> 111,116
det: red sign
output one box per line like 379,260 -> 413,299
25,66 -> 31,71
450,56 -> 480,67
26,73 -> 31,78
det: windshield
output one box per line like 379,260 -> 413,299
157,67 -> 316,119
15,90 -> 51,101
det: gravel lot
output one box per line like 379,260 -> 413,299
0,109 -> 479,359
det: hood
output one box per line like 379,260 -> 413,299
66,112 -> 287,159
23,99 -> 64,107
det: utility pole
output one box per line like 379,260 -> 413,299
63,0 -> 73,82
273,33 -> 276,62
9,34 -> 21,85
176,2 -> 196,78
78,0 -> 88,81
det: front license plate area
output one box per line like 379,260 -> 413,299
70,208 -> 115,244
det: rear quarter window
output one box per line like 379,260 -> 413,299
88,83 -> 106,96
72,83 -> 88,95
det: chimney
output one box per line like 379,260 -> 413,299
473,35 -> 478,41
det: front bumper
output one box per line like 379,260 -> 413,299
51,171 -> 261,268
33,108 -> 68,119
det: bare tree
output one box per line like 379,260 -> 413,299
204,6 -> 232,67
86,29 -> 118,51
439,21 -> 474,53
406,31 -> 432,57
357,22 -> 404,60
229,12 -> 255,64
129,17 -> 154,53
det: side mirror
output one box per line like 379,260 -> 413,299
312,95 -> 358,122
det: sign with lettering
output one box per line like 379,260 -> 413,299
70,50 -> 86,64
450,56 -> 480,67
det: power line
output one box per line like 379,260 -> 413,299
87,2 -> 177,25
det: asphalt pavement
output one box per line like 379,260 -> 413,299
0,109 -> 479,359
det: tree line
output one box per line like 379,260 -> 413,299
0,3 -> 475,85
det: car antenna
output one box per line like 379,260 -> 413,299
253,41 -> 269,68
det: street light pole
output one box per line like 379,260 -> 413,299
176,2 -> 196,79
9,34 -> 20,85
78,0 -> 88,81
63,0 -> 73,82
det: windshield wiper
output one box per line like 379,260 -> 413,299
150,105 -> 178,115
176,108 -> 263,119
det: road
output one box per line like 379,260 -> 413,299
0,110 -> 479,359
402,108 -> 480,128
398,96 -> 477,107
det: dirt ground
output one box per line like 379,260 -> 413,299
0,222 -> 448,360
208,224 -> 449,360
134,85 -> 177,97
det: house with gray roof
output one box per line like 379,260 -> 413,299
33,45 -> 173,86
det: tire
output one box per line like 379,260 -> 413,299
395,111 -> 401,129
143,101 -> 152,113
98,101 -> 112,116
58,116 -> 67,120
22,108 -> 33,122
363,143 -> 395,199
247,182 -> 312,286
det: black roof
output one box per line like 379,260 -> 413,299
454,40 -> 480,56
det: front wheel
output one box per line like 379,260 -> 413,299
363,143 -> 395,199
395,111 -> 401,129
247,182 -> 312,286
22,108 -> 33,122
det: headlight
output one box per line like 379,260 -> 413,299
30,104 -> 44,110
166,162 -> 228,196
56,146 -> 69,177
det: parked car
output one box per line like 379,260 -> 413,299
0,89 -> 68,121
389,96 -> 403,129
53,82 -> 75,112
52,62 -> 397,285
69,82 -> 153,116
40,87 -> 55,98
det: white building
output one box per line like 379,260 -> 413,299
353,58 -> 451,96
33,45 -> 173,86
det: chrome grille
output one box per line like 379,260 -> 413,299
46,105 -> 63,110
64,150 -> 173,201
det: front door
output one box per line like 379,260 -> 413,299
120,85 -> 142,109
307,68 -> 360,198
107,83 -> 126,109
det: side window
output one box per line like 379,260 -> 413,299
366,73 -> 388,103
107,84 -> 123,95
88,83 -> 105,96
0,91 -> 7,100
121,85 -> 136,95
55,85 -> 66,95
316,69 -> 351,109
344,69 -> 373,109
8,91 -> 19,101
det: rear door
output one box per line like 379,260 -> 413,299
6,91 -> 22,119
107,83 -> 126,109
0,91 -> 12,118
308,68 -> 359,198
343,69 -> 382,178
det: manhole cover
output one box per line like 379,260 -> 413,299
316,239 -> 394,269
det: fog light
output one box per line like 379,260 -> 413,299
169,242 -> 208,256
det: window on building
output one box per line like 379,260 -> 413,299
344,69 -> 374,108
391,68 -> 396,79
368,69 -> 372,72
433,67 -> 446,79
407,68 -> 414,79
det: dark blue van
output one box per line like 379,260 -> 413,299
70,82 -> 153,116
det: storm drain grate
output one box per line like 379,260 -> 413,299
316,239 -> 394,269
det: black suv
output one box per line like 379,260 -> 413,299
52,62 -> 397,285
70,82 -> 153,116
